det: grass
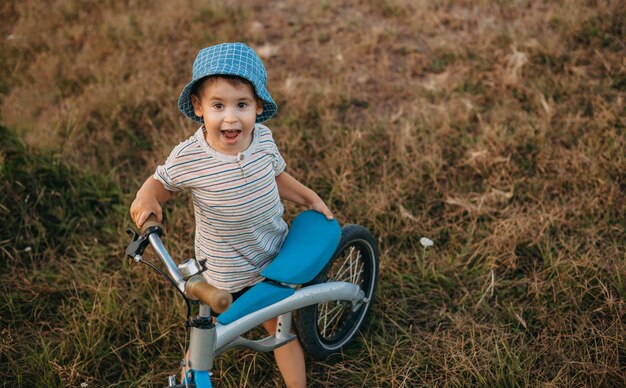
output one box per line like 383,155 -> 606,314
1,0 -> 625,386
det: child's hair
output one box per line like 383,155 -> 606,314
191,74 -> 257,99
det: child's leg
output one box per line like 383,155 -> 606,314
181,349 -> 189,383
262,317 -> 307,388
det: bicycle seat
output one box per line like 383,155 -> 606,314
261,210 -> 341,285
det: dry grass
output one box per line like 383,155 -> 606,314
1,0 -> 625,386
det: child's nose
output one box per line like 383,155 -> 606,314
224,108 -> 238,122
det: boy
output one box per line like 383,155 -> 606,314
130,42 -> 332,387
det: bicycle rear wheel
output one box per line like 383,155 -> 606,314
295,224 -> 379,360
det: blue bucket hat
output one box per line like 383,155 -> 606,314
178,42 -> 278,124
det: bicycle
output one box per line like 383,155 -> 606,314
125,210 -> 379,387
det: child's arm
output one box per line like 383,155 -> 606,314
130,177 -> 174,227
275,172 -> 333,220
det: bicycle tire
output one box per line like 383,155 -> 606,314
295,224 -> 379,360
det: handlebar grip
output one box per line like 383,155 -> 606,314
140,213 -> 165,235
186,275 -> 233,313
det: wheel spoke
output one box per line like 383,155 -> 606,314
318,303 -> 342,329
334,247 -> 358,280
348,249 -> 358,281
333,247 -> 354,280
350,252 -> 364,284
321,301 -> 329,337
325,304 -> 347,334
334,249 -> 364,285
318,302 -> 346,337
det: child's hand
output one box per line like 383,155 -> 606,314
310,198 -> 334,220
130,196 -> 163,228
130,177 -> 173,228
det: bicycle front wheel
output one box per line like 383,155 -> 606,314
295,224 -> 379,360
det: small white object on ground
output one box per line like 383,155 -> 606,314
420,237 -> 434,248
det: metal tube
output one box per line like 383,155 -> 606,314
189,323 -> 216,371
147,233 -> 186,292
275,312 -> 292,340
215,281 -> 363,351
188,303 -> 216,372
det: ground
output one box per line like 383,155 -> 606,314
1,0 -> 624,386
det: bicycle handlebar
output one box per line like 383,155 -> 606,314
140,214 -> 165,235
136,213 -> 233,314
186,275 -> 233,313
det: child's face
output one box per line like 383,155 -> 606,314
191,78 -> 263,155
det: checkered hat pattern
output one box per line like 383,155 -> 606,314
178,43 -> 278,124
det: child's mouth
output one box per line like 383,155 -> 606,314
221,129 -> 241,143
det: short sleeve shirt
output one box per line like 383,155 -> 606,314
154,123 -> 288,292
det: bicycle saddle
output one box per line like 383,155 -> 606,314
261,210 -> 341,284
217,211 -> 341,325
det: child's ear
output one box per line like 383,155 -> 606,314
256,99 -> 264,115
191,94 -> 203,118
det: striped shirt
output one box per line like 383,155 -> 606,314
154,124 -> 288,292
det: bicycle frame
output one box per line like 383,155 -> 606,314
214,282 -> 363,352
140,227 -> 366,387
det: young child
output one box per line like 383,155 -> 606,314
130,42 -> 332,387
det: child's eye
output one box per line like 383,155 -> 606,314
238,102 -> 248,109
213,103 -> 224,109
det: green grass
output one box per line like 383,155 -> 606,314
1,0 -> 625,386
